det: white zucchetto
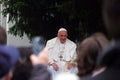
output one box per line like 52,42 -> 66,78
58,28 -> 67,32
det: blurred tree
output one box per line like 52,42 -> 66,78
0,0 -> 106,42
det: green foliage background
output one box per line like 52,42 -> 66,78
0,0 -> 107,42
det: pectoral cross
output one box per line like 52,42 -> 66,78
59,55 -> 63,61
59,43 -> 65,61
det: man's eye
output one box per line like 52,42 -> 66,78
60,35 -> 63,37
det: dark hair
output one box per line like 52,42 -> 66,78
76,38 -> 100,77
12,61 -> 33,80
103,0 -> 120,39
0,26 -> 7,45
11,47 -> 33,80
76,33 -> 109,77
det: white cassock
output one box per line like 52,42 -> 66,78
45,37 -> 78,79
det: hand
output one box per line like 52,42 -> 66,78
52,63 -> 59,71
67,63 -> 74,70
30,48 -> 49,66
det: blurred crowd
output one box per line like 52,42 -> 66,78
0,0 -> 120,80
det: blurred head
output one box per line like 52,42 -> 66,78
12,58 -> 32,80
0,26 -> 7,45
91,32 -> 109,48
12,47 -> 33,80
0,45 -> 20,78
76,32 -> 109,77
103,0 -> 120,40
57,28 -> 68,44
76,37 -> 100,77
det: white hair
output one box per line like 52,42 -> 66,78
58,28 -> 67,33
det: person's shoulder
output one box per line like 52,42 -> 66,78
67,39 -> 76,46
47,37 -> 57,43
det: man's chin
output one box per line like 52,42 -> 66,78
61,41 -> 66,44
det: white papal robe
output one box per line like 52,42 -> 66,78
45,37 -> 78,79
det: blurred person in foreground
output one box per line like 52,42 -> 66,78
11,47 -> 33,80
45,28 -> 77,78
29,47 -> 52,80
0,45 -> 20,80
12,36 -> 50,80
76,32 -> 109,80
86,0 -> 120,80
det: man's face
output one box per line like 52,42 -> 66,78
57,31 -> 68,44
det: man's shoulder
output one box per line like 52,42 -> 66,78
46,37 -> 57,49
47,37 -> 57,43
67,39 -> 76,46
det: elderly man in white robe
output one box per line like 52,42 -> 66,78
45,28 -> 77,78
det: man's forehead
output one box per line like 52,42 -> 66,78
58,31 -> 67,35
